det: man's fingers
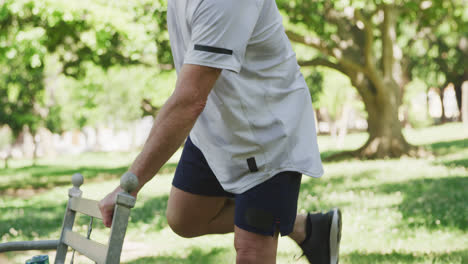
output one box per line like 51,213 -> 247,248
98,201 -> 114,228
103,210 -> 113,228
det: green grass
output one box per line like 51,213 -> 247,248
0,151 -> 179,192
1,123 -> 467,263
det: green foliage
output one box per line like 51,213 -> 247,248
317,68 -> 364,121
44,105 -> 63,133
0,0 -> 166,137
52,64 -> 175,130
404,1 -> 468,90
305,69 -> 323,103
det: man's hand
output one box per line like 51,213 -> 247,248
98,187 -> 124,228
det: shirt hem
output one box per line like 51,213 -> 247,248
224,167 -> 324,194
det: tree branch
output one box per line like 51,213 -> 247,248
285,30 -> 332,56
382,4 -> 395,78
286,30 -> 366,74
298,58 -> 345,74
355,9 -> 375,68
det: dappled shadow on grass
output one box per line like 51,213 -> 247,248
320,150 -> 343,161
427,138 -> 468,156
0,163 -> 178,192
299,168 -> 379,191
320,137 -> 467,162
0,195 -> 171,242
440,158 -> 468,168
124,247 -> 232,264
296,170 -> 380,211
342,250 -> 468,264
0,201 -> 67,240
130,195 -> 169,232
427,138 -> 468,169
376,176 -> 468,231
0,165 -> 128,191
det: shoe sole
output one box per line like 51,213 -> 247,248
329,208 -> 342,264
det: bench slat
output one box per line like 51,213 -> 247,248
0,240 -> 58,252
69,197 -> 103,219
62,230 -> 107,264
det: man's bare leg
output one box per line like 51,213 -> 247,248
166,186 -> 235,237
234,226 -> 279,264
289,214 -> 307,244
167,186 -> 306,243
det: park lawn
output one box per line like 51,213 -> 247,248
0,123 -> 467,263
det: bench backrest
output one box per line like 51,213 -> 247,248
54,172 -> 138,264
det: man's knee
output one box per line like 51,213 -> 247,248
166,209 -> 203,238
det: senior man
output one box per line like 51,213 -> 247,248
99,0 -> 341,263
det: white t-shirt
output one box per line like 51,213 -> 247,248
167,0 -> 324,194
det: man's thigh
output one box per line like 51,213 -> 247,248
166,186 -> 233,237
167,186 -> 227,222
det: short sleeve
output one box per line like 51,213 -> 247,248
184,0 -> 261,73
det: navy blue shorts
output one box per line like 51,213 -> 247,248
172,137 -> 302,236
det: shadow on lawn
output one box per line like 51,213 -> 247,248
320,138 -> 468,163
0,195 -> 171,241
441,158 -> 468,168
124,247 -> 232,264
428,138 -> 468,155
124,248 -> 468,264
0,201 -> 67,240
376,176 -> 468,231
0,163 -> 178,192
320,150 -> 343,161
428,138 -> 468,169
0,165 -> 127,191
297,169 -> 380,211
130,195 -> 169,232
342,249 -> 468,264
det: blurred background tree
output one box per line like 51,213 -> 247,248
277,0 -> 467,158
0,0 -> 172,165
403,1 -> 468,123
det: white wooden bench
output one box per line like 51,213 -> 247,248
0,172 -> 138,264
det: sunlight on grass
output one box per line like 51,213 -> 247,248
1,123 -> 467,263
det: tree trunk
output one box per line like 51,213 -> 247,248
94,127 -> 102,151
439,88 -> 447,124
286,4 -> 424,159
462,82 -> 468,125
455,82 -> 462,113
336,104 -> 350,149
330,121 -> 338,141
32,137 -> 38,166
4,152 -> 9,169
354,81 -> 415,159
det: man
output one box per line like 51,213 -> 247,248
99,0 -> 342,263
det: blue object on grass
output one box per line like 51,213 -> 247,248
25,255 -> 49,264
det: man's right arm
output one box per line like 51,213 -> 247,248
98,64 -> 221,227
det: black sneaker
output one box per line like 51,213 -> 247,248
299,208 -> 342,264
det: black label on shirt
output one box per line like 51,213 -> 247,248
194,44 -> 233,55
247,157 -> 259,172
